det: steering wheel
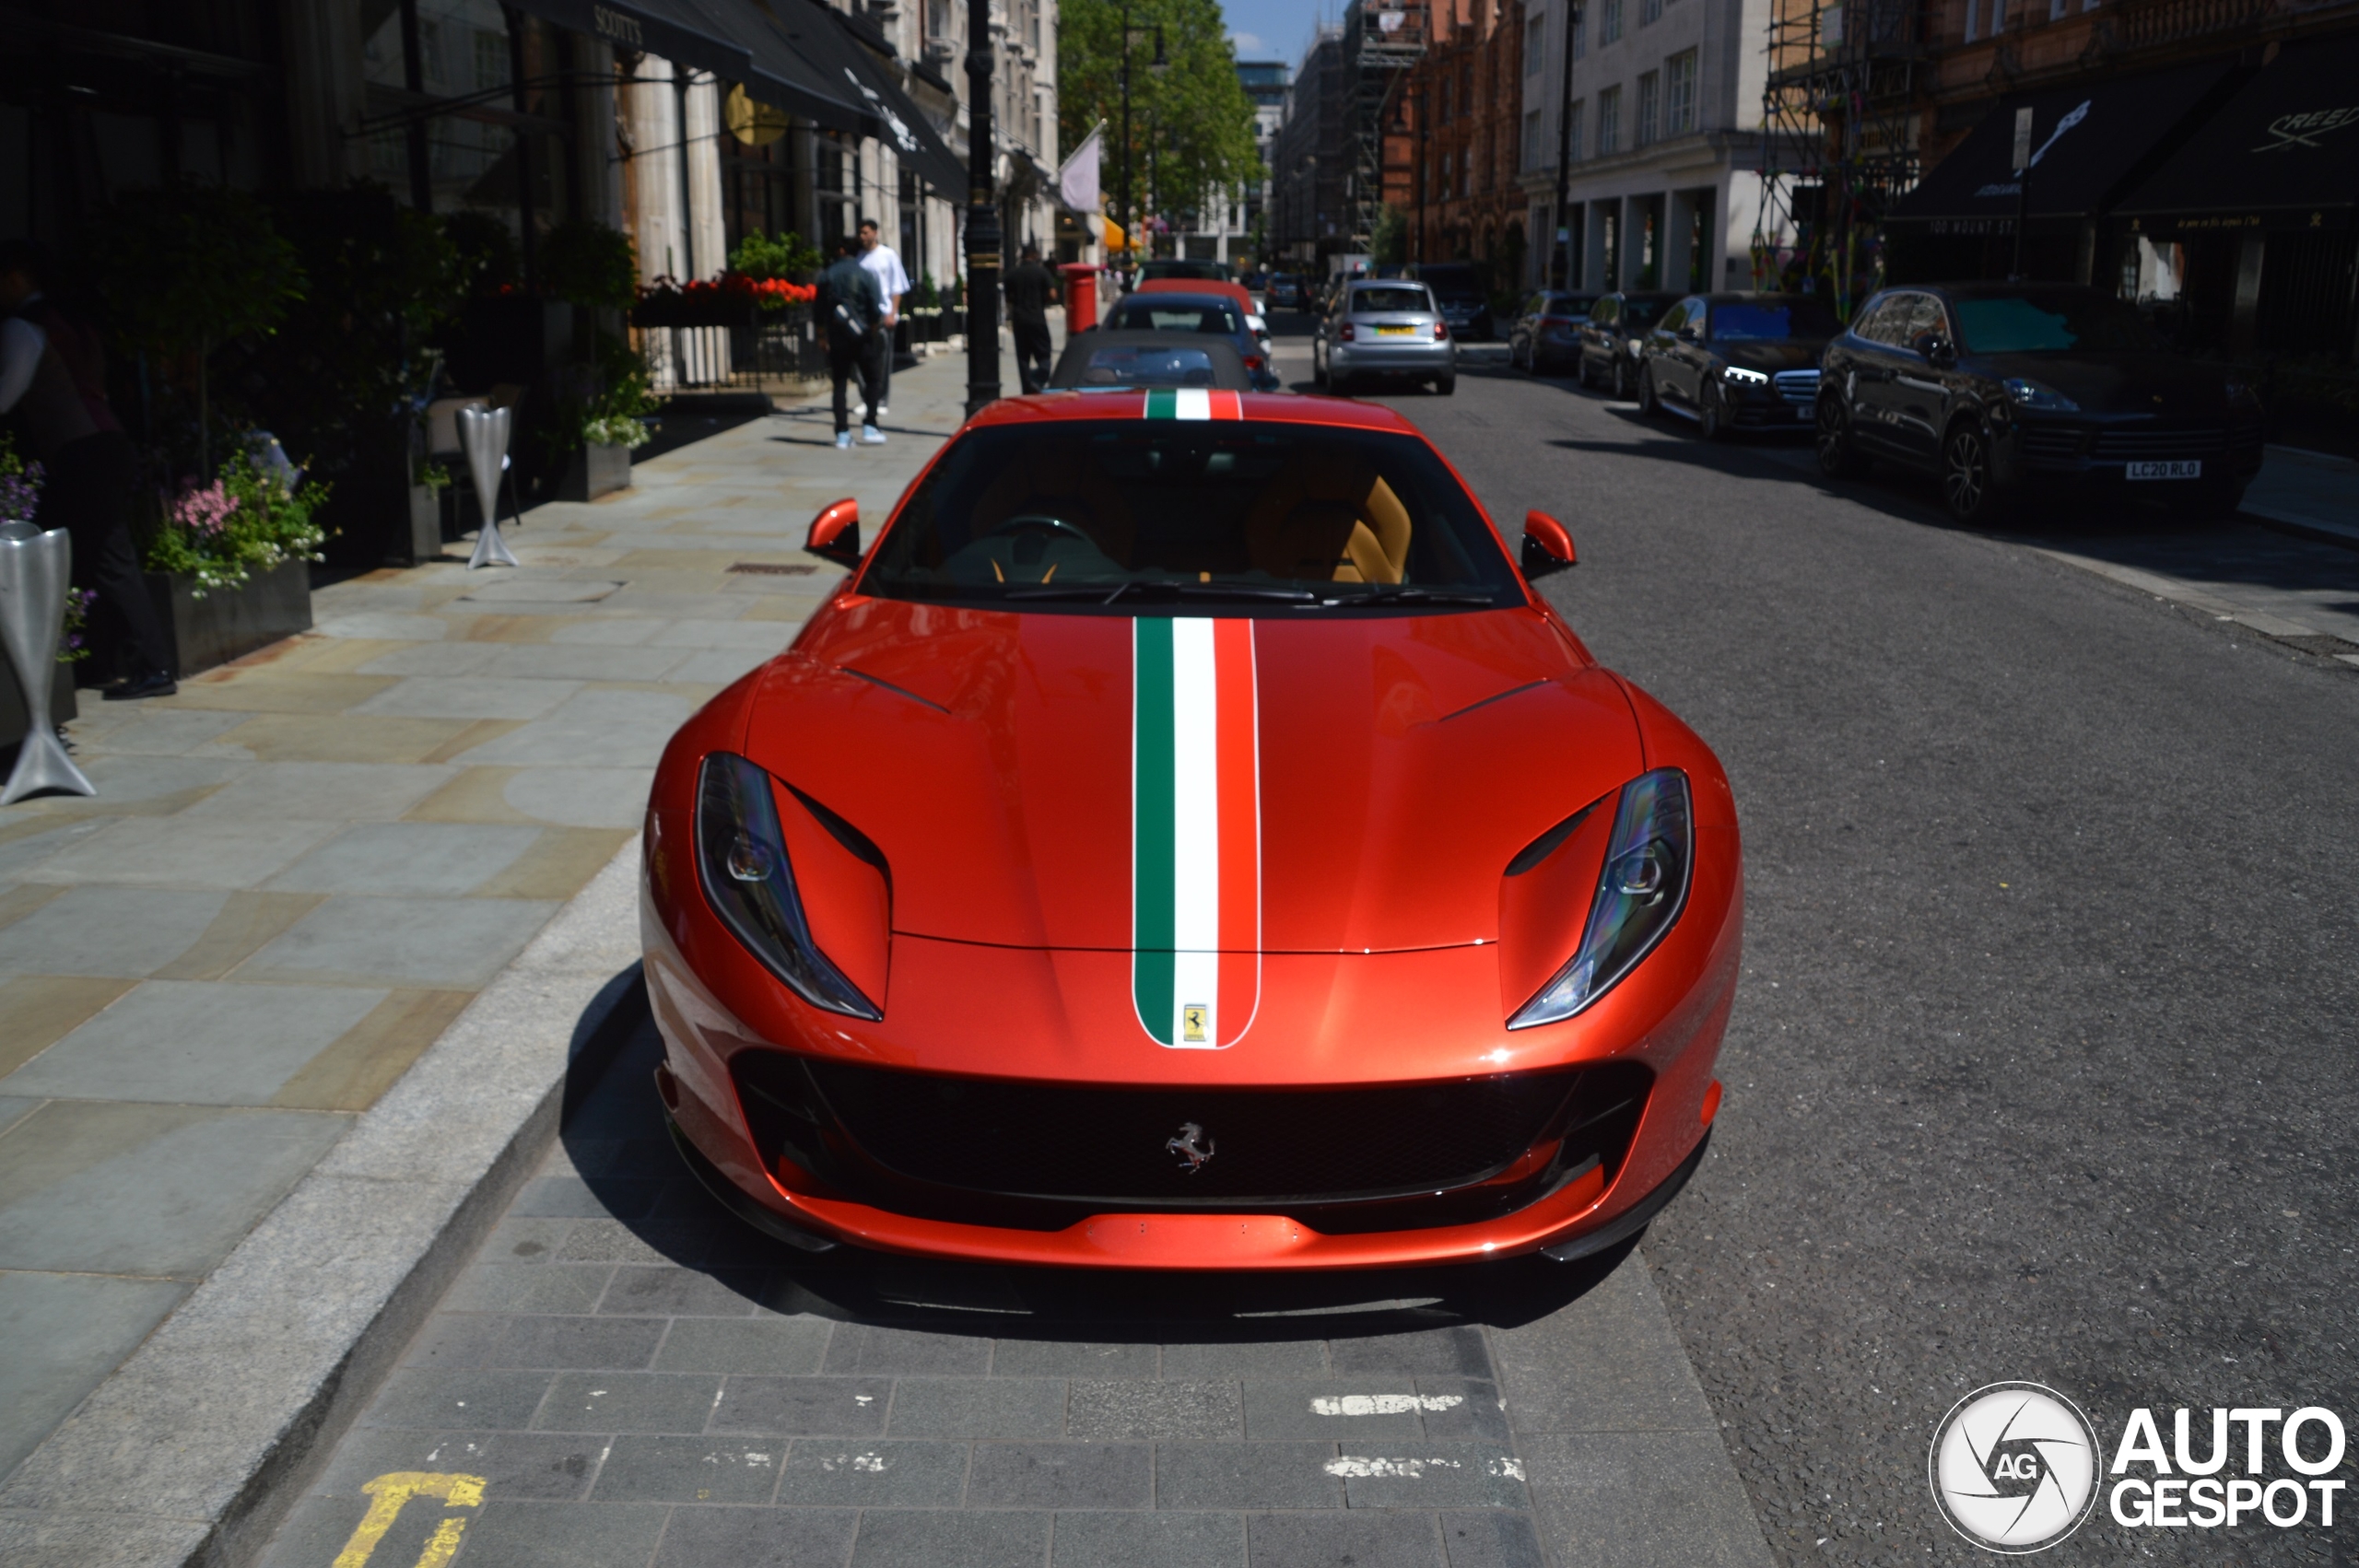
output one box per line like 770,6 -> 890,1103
983,513 -> 1095,544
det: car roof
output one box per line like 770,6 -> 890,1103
1691,292 -> 1824,304
967,389 -> 1419,434
1920,280 -> 2115,298
1118,287 -> 1246,310
1137,278 -> 1256,311
1047,331 -> 1253,391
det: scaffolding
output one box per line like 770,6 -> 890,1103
1342,0 -> 1426,253
1753,0 -> 1926,318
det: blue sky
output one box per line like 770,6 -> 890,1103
1223,0 -> 1341,66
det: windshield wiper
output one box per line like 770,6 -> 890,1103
1003,580 -> 1318,604
1320,586 -> 1502,607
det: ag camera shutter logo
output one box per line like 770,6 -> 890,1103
1929,1383 -> 2101,1553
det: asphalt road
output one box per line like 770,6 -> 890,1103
1323,330 -> 2359,1567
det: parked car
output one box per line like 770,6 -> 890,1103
1137,278 -> 1273,361
1268,272 -> 1309,310
1138,259 -> 1231,286
1815,282 -> 2266,523
1103,289 -> 1280,389
1410,263 -> 1495,340
1509,292 -> 1602,374
1576,292 -> 1679,398
648,389 -> 1742,1268
1637,293 -> 1842,439
1312,278 -> 1456,395
1048,332 -> 1255,392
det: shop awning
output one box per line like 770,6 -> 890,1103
765,0 -> 971,201
2113,30 -> 2359,224
1888,61 -> 2238,227
670,0 -> 877,135
504,0 -> 750,81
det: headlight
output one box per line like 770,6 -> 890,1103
1627,339 -> 1643,357
696,753 -> 881,1020
2002,377 -> 2078,412
1722,366 -> 1769,386
1509,769 -> 1694,1029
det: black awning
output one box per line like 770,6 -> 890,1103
2114,30 -> 2359,223
506,0 -> 751,80
766,0 -> 970,201
669,0 -> 876,135
1889,61 -> 2238,226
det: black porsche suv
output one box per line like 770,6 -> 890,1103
1815,282 -> 2265,523
1637,293 -> 1843,439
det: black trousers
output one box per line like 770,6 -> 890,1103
828,335 -> 882,433
1014,318 -> 1054,393
46,431 -> 174,678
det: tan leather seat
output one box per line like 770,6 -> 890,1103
1244,449 -> 1413,583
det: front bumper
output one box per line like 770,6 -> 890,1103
1998,415 -> 2265,490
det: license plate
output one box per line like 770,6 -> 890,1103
2125,459 -> 2201,481
1373,325 -> 1415,336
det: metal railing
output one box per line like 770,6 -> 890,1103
637,312 -> 828,395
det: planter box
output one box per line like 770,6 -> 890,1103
943,309 -> 966,337
145,560 -> 313,678
558,442 -> 632,502
0,656 -> 76,754
403,483 -> 445,564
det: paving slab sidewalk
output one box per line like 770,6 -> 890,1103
0,351 -> 970,1495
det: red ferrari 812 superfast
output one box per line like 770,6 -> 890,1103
641,386 -> 1741,1270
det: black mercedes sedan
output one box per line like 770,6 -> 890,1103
1815,283 -> 2264,523
1637,293 -> 1843,439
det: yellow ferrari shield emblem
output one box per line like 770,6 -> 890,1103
1182,1003 -> 1208,1043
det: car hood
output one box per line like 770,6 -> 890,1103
1978,352 -> 2229,416
743,599 -> 1643,955
1718,340 -> 1827,372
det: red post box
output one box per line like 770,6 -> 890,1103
1059,263 -> 1099,334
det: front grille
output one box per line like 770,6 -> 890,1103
1773,369 -> 1819,407
731,1051 -> 1651,1233
2094,425 -> 2228,461
2019,425 -> 2088,462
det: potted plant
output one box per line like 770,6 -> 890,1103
142,440 -> 329,675
0,439 -> 77,747
944,274 -> 967,339
551,335 -> 660,502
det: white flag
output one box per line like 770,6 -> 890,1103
1059,125 -> 1103,213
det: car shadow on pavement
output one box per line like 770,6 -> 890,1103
556,1000 -> 1633,1352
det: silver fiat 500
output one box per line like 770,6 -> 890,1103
1313,280 -> 1457,397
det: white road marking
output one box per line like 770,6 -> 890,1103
1311,1393 -> 1465,1416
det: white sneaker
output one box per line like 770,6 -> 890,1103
861,425 -> 886,445
835,431 -> 852,449
875,405 -> 890,417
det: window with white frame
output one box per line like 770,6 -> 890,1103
1666,49 -> 1696,134
1635,70 -> 1659,146
1567,99 -> 1584,161
1574,0 -> 1589,57
1525,107 -> 1544,168
1526,12 -> 1544,70
1598,84 -> 1621,153
1601,0 -> 1623,42
1641,0 -> 1661,25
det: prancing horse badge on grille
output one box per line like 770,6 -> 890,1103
1166,1122 -> 1215,1174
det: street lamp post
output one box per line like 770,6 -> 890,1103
1551,0 -> 1583,287
964,0 -> 1000,414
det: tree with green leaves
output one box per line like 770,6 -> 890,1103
1060,0 -> 1262,243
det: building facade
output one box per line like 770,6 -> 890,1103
1404,0 -> 1528,280
1271,28 -> 1350,265
1517,0 -> 1786,294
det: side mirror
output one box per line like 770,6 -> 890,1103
1679,322 -> 1703,344
1912,331 -> 1955,367
1520,511 -> 1576,580
807,497 -> 862,568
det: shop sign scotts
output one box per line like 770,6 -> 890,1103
2254,105 -> 2359,152
591,3 -> 644,48
841,68 -> 923,157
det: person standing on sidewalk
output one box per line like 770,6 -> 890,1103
817,235 -> 886,449
0,241 -> 175,699
855,217 -> 910,418
1003,243 -> 1062,395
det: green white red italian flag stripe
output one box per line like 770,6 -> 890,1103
1132,617 -> 1260,1048
1143,388 -> 1244,420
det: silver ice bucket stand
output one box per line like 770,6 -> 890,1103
460,404 -> 519,570
0,521 -> 98,805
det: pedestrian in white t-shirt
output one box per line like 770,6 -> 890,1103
856,218 -> 910,416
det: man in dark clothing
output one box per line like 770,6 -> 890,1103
1003,243 -> 1062,394
816,235 -> 886,448
0,241 -> 175,698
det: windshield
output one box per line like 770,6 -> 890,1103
1708,298 -> 1842,342
1109,300 -> 1243,335
1352,286 -> 1432,314
1953,292 -> 2164,355
865,421 -> 1521,613
1068,345 -> 1223,387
